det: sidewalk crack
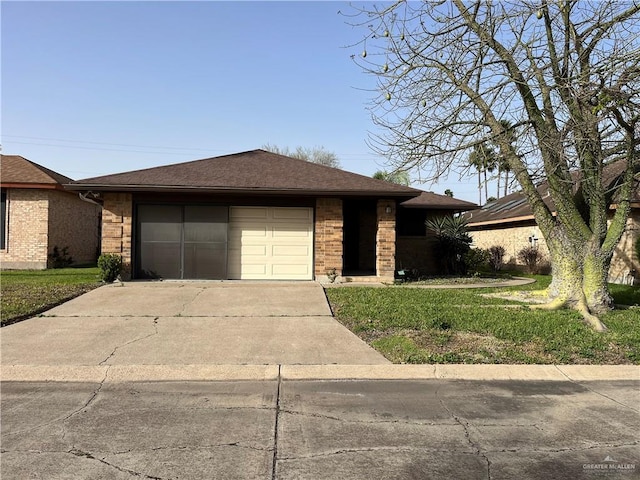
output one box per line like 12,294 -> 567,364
272,364 -> 282,480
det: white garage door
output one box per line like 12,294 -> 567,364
228,207 -> 313,280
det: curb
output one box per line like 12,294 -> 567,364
2,364 -> 638,382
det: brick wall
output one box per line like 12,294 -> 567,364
47,190 -> 101,265
396,235 -> 439,274
314,198 -> 343,281
470,209 -> 640,283
0,188 -> 49,269
609,211 -> 640,284
470,223 -> 549,266
101,192 -> 133,278
376,199 -> 396,281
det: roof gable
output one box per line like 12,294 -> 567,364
70,149 -> 422,196
1,154 -> 73,186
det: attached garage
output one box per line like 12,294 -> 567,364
228,207 -> 313,280
135,204 -> 313,280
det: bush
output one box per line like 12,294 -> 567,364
517,245 -> 543,274
425,215 -> 472,275
97,254 -> 123,283
487,245 -> 506,272
464,248 -> 489,275
48,246 -> 73,268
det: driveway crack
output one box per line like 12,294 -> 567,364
68,448 -> 164,479
178,288 -> 206,316
99,317 -> 159,365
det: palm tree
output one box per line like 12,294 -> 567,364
494,120 -> 517,198
468,143 -> 497,204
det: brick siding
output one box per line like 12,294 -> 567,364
396,235 -> 439,274
0,189 -> 49,269
101,192 -> 133,279
376,199 -> 396,281
314,198 -> 343,280
0,188 -> 100,269
47,190 -> 101,266
470,209 -> 640,283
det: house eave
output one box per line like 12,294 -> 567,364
64,183 -> 420,198
1,182 -> 63,190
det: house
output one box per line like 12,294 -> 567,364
66,149 -> 477,282
466,160 -> 639,284
0,154 -> 102,269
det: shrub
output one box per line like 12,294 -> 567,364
487,245 -> 506,272
425,215 -> 472,275
97,254 -> 123,283
48,246 -> 73,268
464,248 -> 489,275
517,245 -> 543,274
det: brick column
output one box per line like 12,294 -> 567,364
101,193 -> 133,279
314,198 -> 343,282
376,199 -> 396,281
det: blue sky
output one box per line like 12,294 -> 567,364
2,1 -> 480,202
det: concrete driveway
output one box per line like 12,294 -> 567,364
1,281 -> 389,366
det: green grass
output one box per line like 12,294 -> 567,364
326,277 -> 640,365
1,267 -> 102,326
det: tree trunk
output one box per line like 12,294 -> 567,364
542,233 -> 611,331
503,170 -> 509,197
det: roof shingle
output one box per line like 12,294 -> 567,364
1,154 -> 73,186
69,149 -> 422,197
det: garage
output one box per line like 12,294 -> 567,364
136,204 -> 229,280
136,204 -> 313,280
228,206 -> 313,280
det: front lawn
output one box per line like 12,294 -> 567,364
1,267 -> 102,326
326,277 -> 640,364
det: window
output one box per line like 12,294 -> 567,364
1,189 -> 6,249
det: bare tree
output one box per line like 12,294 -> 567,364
262,144 -> 341,169
350,0 -> 640,330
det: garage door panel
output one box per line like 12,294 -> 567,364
272,227 -> 311,238
272,245 -> 310,256
232,207 -> 268,219
228,206 -> 313,280
272,208 -> 312,220
272,264 -> 310,275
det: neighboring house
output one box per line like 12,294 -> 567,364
0,154 -> 101,269
466,160 -> 639,284
67,149 -> 477,282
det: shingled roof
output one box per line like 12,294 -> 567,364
467,159 -> 639,227
400,191 -> 478,211
1,154 -> 73,188
68,149 -> 422,197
